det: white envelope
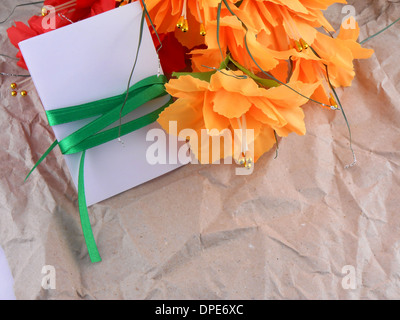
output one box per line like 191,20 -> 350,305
20,2 -> 186,206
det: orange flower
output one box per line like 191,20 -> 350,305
157,70 -> 319,163
288,19 -> 374,105
189,0 -> 349,81
312,20 -> 374,88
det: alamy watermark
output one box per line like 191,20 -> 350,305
342,5 -> 357,29
41,6 -> 57,30
41,6 -> 74,30
42,4 -> 358,30
41,265 -> 56,290
341,265 -> 357,290
145,121 -> 255,176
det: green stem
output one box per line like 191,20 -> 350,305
228,56 -> 279,88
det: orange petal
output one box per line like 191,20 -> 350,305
212,90 -> 253,118
157,97 -> 205,135
203,91 -> 231,132
165,75 -> 209,98
210,70 -> 260,96
253,125 -> 276,162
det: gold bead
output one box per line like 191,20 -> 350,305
20,90 -> 28,97
329,93 -> 338,109
238,155 -> 246,166
11,91 -> 17,97
10,83 -> 17,89
245,162 -> 252,170
41,6 -> 48,17
245,151 -> 253,164
300,38 -> 309,50
176,16 -> 185,29
200,23 -> 206,36
181,19 -> 189,32
294,40 -> 303,52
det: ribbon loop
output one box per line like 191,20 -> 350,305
26,75 -> 170,263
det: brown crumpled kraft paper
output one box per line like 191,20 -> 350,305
1,0 -> 399,300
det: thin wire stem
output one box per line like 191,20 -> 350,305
0,1 -> 44,25
360,16 -> 400,45
0,72 -> 30,77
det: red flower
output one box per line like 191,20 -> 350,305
7,0 -> 115,69
152,32 -> 189,75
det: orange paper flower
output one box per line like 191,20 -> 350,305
287,19 -> 374,105
158,70 -> 319,163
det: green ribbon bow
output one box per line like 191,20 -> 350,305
26,74 -> 172,263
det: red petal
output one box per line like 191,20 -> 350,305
27,15 -> 46,34
17,58 -> 28,70
7,21 -> 38,48
76,0 -> 98,8
90,0 -> 116,16
155,32 -> 189,74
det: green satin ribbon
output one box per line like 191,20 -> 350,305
26,75 -> 172,263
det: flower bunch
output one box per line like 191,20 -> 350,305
142,0 -> 373,165
6,0 -> 374,166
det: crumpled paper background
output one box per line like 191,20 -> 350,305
0,0 -> 399,300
